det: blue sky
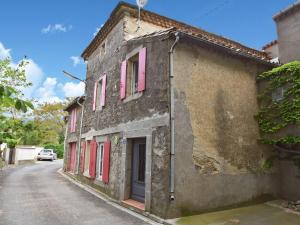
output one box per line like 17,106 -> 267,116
0,0 -> 296,102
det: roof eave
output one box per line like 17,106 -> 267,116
273,1 -> 300,21
64,96 -> 85,111
81,1 -> 133,60
177,32 -> 276,67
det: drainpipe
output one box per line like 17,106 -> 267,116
75,97 -> 85,174
63,118 -> 68,172
169,32 -> 180,201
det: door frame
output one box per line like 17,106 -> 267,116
120,130 -> 152,211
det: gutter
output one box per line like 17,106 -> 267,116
168,32 -> 180,201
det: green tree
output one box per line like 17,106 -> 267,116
0,59 -> 33,113
0,58 -> 34,153
31,102 -> 67,145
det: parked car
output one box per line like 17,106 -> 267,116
37,149 -> 57,161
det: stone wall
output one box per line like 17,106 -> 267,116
166,40 -> 279,218
275,6 -> 300,63
81,28 -> 172,216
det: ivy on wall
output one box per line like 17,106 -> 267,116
256,61 -> 300,169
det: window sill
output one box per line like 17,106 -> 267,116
95,106 -> 103,112
83,171 -> 91,178
123,92 -> 143,103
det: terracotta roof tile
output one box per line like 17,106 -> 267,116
82,1 -> 270,62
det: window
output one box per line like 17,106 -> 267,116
92,75 -> 107,111
101,42 -> 106,56
97,143 -> 104,180
96,79 -> 103,109
83,141 -> 91,177
272,87 -> 285,102
120,47 -> 146,100
127,54 -> 139,96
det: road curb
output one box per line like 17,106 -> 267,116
57,168 -> 167,225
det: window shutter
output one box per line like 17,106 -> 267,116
69,110 -> 74,132
67,143 -> 72,171
101,75 -> 107,107
102,140 -> 111,183
120,60 -> 127,100
92,82 -> 98,111
73,109 -> 77,132
72,143 -> 77,172
89,140 -> 97,179
138,47 -> 146,92
80,141 -> 86,173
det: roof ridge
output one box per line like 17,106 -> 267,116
81,1 -> 269,61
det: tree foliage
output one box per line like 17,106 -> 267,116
0,58 -> 68,157
0,59 -> 33,113
31,102 -> 67,145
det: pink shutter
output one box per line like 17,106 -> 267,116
89,140 -> 97,179
101,75 -> 107,107
102,140 -> 111,183
92,82 -> 98,111
73,109 -> 77,132
120,60 -> 127,100
72,143 -> 77,172
138,47 -> 146,92
69,110 -> 74,132
67,143 -> 72,171
80,141 -> 86,173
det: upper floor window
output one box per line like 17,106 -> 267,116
92,75 -> 107,111
120,47 -> 146,100
127,54 -> 139,96
272,87 -> 285,102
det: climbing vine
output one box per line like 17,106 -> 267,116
256,61 -> 300,169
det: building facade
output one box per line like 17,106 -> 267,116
262,0 -> 300,201
64,2 -> 279,219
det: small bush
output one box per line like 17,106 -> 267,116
43,143 -> 64,158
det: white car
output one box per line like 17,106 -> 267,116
37,149 -> 57,161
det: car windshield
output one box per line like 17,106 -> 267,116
42,150 -> 52,153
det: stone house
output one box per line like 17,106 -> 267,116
261,0 -> 300,201
64,2 -> 278,219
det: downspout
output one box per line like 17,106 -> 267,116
75,98 -> 85,174
169,32 -> 180,201
63,118 -> 68,172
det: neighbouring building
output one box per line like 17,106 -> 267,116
262,0 -> 300,201
2,145 -> 43,165
64,96 -> 85,173
64,2 -> 279,219
263,0 -> 300,63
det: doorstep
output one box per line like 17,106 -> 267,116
122,199 -> 145,211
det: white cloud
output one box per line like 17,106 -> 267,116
1,41 -> 85,104
41,24 -> 72,34
70,56 -> 84,67
22,59 -> 44,98
35,77 -> 62,103
62,81 -> 85,98
93,24 -> 104,37
0,42 -> 11,59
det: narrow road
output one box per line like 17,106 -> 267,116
0,160 -> 150,225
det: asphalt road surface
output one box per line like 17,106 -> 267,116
0,160 -> 150,225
